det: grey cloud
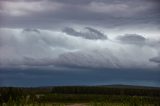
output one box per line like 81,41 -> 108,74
0,28 -> 82,67
150,56 -> 160,63
54,50 -> 119,69
0,0 -> 160,29
49,0 -> 160,6
62,27 -> 107,40
21,28 -> 80,49
117,34 -> 146,45
0,28 -> 159,69
53,46 -> 156,69
149,56 -> 160,67
85,27 -> 107,39
22,28 -> 40,33
1,0 -> 160,87
22,56 -> 54,66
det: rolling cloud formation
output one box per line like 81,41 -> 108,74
0,28 -> 159,69
0,0 -> 160,69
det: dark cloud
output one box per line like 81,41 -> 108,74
0,68 -> 160,87
149,55 -> 160,67
48,0 -> 160,6
150,56 -> 160,63
62,27 -> 107,40
0,0 -> 160,87
117,34 -> 146,45
0,0 -> 160,29
85,27 -> 107,39
21,56 -> 52,66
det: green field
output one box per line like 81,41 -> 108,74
0,85 -> 160,106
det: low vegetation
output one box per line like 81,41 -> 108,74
0,85 -> 160,106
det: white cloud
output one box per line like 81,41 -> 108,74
0,27 -> 159,69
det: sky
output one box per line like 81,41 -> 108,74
0,0 -> 160,87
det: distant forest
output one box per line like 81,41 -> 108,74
0,86 -> 160,103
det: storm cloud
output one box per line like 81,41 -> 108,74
0,0 -> 160,87
0,0 -> 160,29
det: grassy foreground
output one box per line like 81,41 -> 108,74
0,85 -> 160,106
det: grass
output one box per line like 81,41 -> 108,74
0,86 -> 160,106
1,102 -> 159,106
1,95 -> 160,106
